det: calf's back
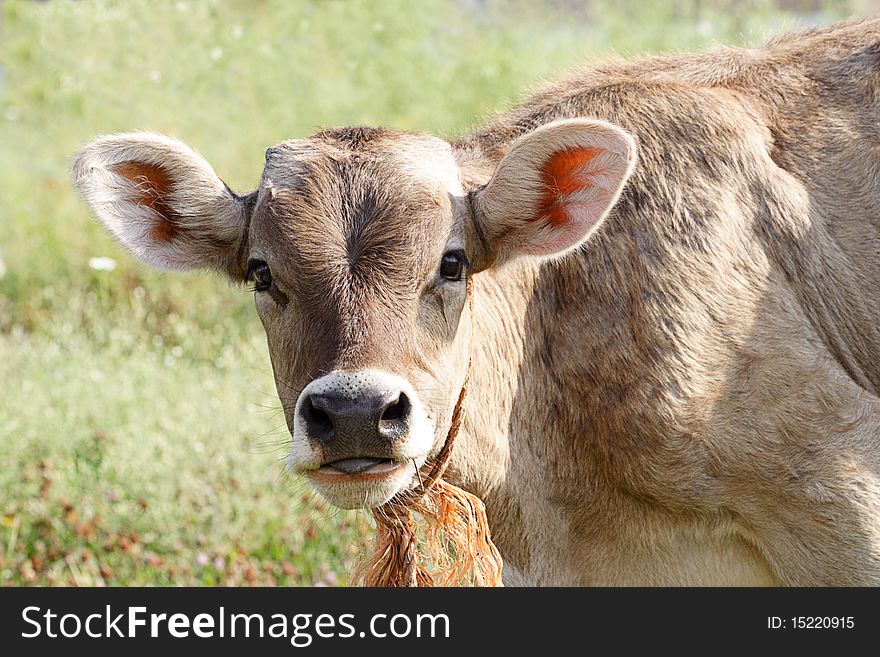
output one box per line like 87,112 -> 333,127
453,19 -> 880,585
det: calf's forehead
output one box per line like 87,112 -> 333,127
249,130 -> 467,270
263,128 -> 464,197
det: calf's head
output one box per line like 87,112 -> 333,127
72,120 -> 636,509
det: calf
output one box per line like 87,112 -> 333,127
73,18 -> 880,585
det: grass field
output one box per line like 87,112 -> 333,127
0,0 -> 863,586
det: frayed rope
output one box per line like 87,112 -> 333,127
356,479 -> 503,587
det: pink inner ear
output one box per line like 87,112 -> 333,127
110,161 -> 178,242
538,147 -> 602,225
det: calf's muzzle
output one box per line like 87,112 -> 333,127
295,370 -> 425,470
302,388 -> 411,446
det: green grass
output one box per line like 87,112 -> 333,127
0,0 -> 862,585
0,324 -> 372,585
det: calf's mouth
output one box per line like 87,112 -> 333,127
318,457 -> 401,476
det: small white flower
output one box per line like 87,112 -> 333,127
209,46 -> 223,61
88,256 -> 117,271
232,25 -> 243,39
148,70 -> 162,83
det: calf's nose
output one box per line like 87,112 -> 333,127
301,387 -> 412,445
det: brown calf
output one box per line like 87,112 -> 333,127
73,18 -> 880,584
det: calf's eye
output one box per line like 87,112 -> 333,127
439,251 -> 465,282
246,259 -> 273,292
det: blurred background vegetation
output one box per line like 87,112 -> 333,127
0,0 -> 872,586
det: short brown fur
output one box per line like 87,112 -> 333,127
450,18 -> 880,584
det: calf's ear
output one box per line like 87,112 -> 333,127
472,118 -> 636,265
72,132 -> 251,278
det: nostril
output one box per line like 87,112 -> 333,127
380,392 -> 410,422
302,395 -> 334,442
378,392 -> 410,441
